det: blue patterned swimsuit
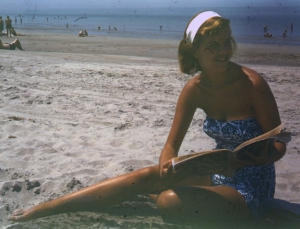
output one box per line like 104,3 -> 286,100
203,117 -> 275,219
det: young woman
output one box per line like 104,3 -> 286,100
10,11 -> 286,223
0,38 -> 24,50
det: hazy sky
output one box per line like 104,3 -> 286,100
2,0 -> 300,11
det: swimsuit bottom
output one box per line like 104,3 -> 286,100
9,43 -> 16,50
211,163 -> 275,219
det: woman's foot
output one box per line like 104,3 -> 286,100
10,208 -> 33,222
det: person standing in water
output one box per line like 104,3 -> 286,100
5,16 -> 12,37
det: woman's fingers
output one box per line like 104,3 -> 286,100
242,140 -> 270,166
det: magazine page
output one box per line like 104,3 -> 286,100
172,124 -> 291,173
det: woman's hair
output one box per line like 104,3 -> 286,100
178,15 -> 237,74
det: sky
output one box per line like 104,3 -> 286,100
1,0 -> 299,11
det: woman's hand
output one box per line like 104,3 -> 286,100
160,160 -> 174,179
243,140 -> 270,165
160,160 -> 193,184
231,140 -> 270,169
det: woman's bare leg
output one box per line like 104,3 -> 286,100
10,165 -> 252,224
13,39 -> 24,50
10,165 -> 164,222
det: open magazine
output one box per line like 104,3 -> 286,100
172,124 -> 292,176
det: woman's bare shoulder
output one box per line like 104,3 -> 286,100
240,65 -> 268,88
178,74 -> 204,106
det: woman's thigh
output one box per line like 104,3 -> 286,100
174,174 -> 213,186
156,185 -> 252,224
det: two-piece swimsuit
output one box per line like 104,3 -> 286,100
203,116 -> 275,219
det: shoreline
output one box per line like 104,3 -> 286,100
1,33 -> 300,66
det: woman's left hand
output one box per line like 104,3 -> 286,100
231,140 -> 270,169
244,140 -> 271,165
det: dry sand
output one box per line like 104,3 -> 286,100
0,34 -> 300,228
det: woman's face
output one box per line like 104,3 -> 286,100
195,26 -> 233,73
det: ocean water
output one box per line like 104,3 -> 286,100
2,6 -> 300,45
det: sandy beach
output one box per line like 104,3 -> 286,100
0,34 -> 300,228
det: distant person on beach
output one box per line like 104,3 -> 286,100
5,16 -> 12,37
10,11 -> 287,224
78,30 -> 88,37
283,30 -> 287,37
11,27 -> 25,36
290,23 -> 293,32
263,25 -> 268,32
0,16 -> 4,37
0,38 -> 24,50
264,33 -> 273,38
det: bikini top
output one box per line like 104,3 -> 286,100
203,116 -> 263,150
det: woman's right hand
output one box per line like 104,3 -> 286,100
160,160 -> 174,179
160,160 -> 192,184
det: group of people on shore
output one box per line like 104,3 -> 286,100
78,30 -> 88,37
263,23 -> 294,38
0,15 -> 13,37
78,24 -> 119,37
1,15 -> 24,37
0,15 -> 24,51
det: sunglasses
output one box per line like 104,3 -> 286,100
203,38 -> 233,55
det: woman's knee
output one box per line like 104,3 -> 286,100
156,189 -> 181,212
139,165 -> 159,178
133,165 -> 161,187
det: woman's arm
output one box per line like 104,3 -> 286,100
246,68 -> 286,164
159,79 -> 199,172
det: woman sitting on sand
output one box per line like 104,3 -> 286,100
0,38 -> 24,50
11,27 -> 25,36
10,11 -> 286,224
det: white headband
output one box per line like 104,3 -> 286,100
186,11 -> 221,43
